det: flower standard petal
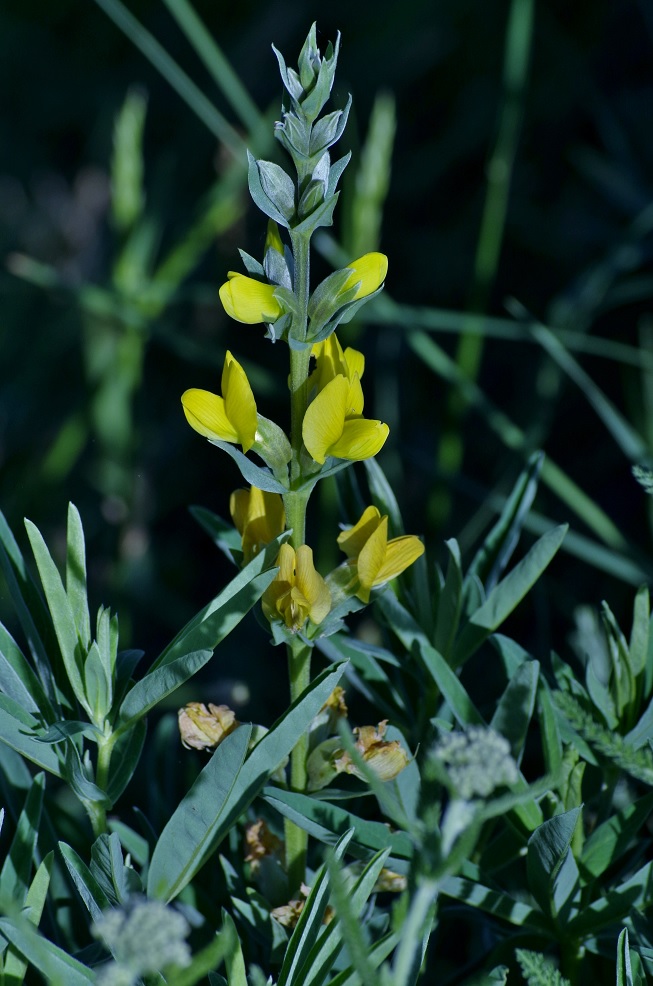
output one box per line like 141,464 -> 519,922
219,273 -> 282,324
302,375 -> 349,464
337,506 -> 382,559
356,518 -> 389,603
222,352 -> 258,452
181,389 -> 239,443
296,545 -> 331,624
342,253 -> 388,299
328,418 -> 390,462
374,535 -> 425,585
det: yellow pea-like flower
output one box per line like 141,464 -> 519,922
337,505 -> 424,602
230,486 -> 286,564
302,374 -> 389,465
262,543 -> 331,632
341,253 -> 388,300
310,334 -> 365,394
181,350 -> 258,453
219,272 -> 282,324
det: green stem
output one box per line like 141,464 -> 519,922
85,731 -> 115,838
282,229 -> 314,890
285,638 -> 312,891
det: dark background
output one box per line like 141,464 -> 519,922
1,0 -> 652,722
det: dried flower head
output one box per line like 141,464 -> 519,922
178,702 -> 239,751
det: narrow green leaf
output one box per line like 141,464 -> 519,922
153,533 -> 287,669
628,586 -> 649,679
468,451 -> 543,590
327,932 -> 399,986
0,623 -> 53,718
454,525 -> 567,666
300,847 -> 392,986
147,724 -> 252,901
2,853 -> 54,985
278,830 -> 354,986
189,505 -> 241,561
25,519 -> 87,710
0,772 -> 45,902
0,510 -> 57,701
59,841 -> 111,921
210,439 -> 288,492
118,648 -> 213,729
440,875 -> 550,932
90,832 -> 128,905
538,683 -> 563,777
580,792 -> 653,883
0,698 -> 63,775
264,788 -> 412,866
379,592 -> 484,726
149,662 -> 346,901
322,849 -> 387,986
567,860 -> 653,936
527,807 -> 581,915
390,880 -> 438,986
0,915 -> 95,984
490,660 -> 539,762
65,503 -> 91,651
434,539 -> 463,659
222,910 -> 247,986
106,719 -> 147,804
617,928 -> 634,986
364,457 -> 404,536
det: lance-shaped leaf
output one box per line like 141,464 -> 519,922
152,532 -> 288,670
0,915 -> 95,984
148,662 -> 346,901
453,525 -> 568,667
0,771 -> 44,902
0,695 -> 63,775
527,807 -> 581,917
117,648 -> 214,730
25,518 -> 88,712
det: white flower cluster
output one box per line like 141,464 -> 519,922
93,898 -> 191,985
434,726 -> 519,800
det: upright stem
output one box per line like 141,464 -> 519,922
85,730 -> 115,838
283,228 -> 314,890
285,638 -> 312,891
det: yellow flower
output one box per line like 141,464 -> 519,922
230,486 -> 286,564
177,702 -> 239,751
309,334 -> 365,394
219,272 -> 282,324
302,374 -> 389,464
181,350 -> 258,453
337,505 -> 424,602
341,253 -> 388,300
262,543 -> 331,632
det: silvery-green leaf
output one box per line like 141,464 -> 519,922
238,250 -> 265,276
298,179 -> 326,220
248,151 -> 290,227
327,152 -> 351,196
256,159 -> 296,221
291,192 -> 338,235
